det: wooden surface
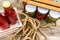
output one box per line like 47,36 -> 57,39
23,0 -> 60,12
0,35 -> 60,40
34,0 -> 60,7
0,11 -> 60,40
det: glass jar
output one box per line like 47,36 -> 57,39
2,1 -> 17,24
25,4 -> 36,17
0,13 -> 9,30
45,10 -> 60,23
36,7 -> 49,20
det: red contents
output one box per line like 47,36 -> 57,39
4,6 -> 17,24
36,12 -> 47,20
0,13 -> 9,30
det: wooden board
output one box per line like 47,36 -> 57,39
23,0 -> 60,12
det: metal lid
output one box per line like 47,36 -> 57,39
2,1 -> 11,8
25,4 -> 36,12
38,7 -> 49,14
49,10 -> 60,18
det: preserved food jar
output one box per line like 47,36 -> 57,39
36,7 -> 49,20
25,4 -> 36,17
45,10 -> 60,23
2,1 -> 17,24
0,13 -> 9,30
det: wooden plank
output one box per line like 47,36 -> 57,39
34,0 -> 60,7
23,0 -> 60,12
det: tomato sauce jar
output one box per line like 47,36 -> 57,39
45,10 -> 60,23
25,4 -> 36,17
36,7 -> 49,20
0,13 -> 9,30
2,1 -> 17,24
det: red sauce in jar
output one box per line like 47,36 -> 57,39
36,12 -> 47,20
2,1 -> 17,24
36,7 -> 49,20
0,13 -> 9,30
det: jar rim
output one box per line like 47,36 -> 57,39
2,1 -> 11,8
38,7 -> 49,14
25,4 -> 36,12
49,10 -> 60,18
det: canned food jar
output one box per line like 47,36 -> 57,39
0,13 -> 9,30
2,1 -> 17,24
36,7 -> 49,20
25,4 -> 36,17
45,10 -> 60,23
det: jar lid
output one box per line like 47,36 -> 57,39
49,10 -> 60,18
25,4 -> 36,12
2,1 -> 11,8
38,7 -> 49,14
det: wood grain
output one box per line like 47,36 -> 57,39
23,0 -> 60,12
34,0 -> 60,7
